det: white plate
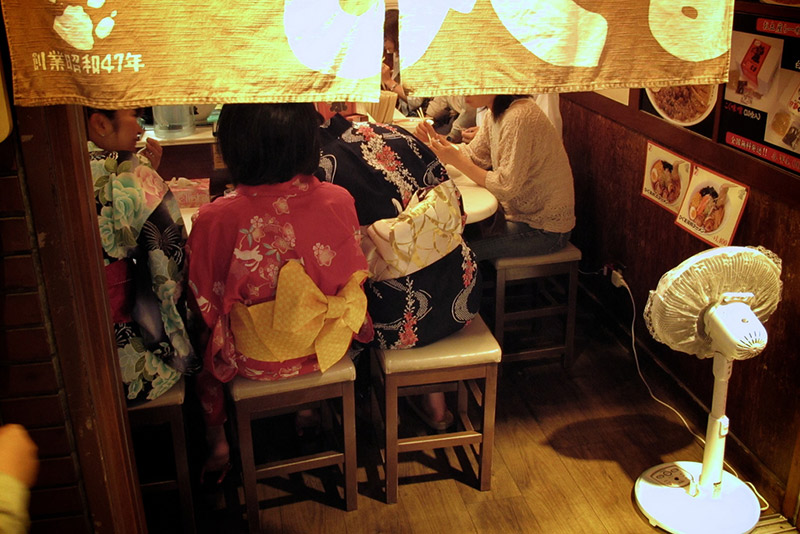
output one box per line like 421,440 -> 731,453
646,84 -> 718,127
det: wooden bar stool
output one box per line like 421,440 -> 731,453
490,242 -> 581,368
229,357 -> 358,533
371,316 -> 501,503
128,378 -> 196,534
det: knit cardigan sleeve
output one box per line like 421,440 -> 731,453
479,104 -> 540,204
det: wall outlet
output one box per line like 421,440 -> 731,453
603,261 -> 626,277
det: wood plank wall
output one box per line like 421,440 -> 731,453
560,93 -> 800,519
0,133 -> 90,532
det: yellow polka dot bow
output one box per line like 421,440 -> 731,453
230,261 -> 368,372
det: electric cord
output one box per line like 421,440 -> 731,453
615,272 -> 769,511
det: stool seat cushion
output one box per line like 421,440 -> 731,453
230,357 -> 356,401
492,242 -> 581,270
377,316 -> 501,375
128,378 -> 185,411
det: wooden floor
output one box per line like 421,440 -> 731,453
144,288 -> 784,534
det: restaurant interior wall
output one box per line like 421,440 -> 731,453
560,69 -> 800,523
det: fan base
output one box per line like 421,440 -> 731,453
634,461 -> 760,534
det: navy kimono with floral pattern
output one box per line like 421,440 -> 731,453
316,115 -> 482,349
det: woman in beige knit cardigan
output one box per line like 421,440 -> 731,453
417,94 -> 575,260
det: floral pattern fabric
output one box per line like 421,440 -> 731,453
316,115 -> 481,349
89,142 -> 199,402
186,175 -> 369,426
363,179 -> 464,281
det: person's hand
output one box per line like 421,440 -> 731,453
139,137 -> 163,171
461,126 -> 479,143
0,424 -> 39,488
416,120 -> 467,167
414,119 -> 440,145
428,135 -> 467,167
381,63 -> 394,88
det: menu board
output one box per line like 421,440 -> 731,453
675,166 -> 749,247
719,13 -> 800,175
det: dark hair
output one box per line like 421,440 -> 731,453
491,95 -> 530,118
84,107 -> 145,128
85,107 -> 116,121
384,9 -> 399,50
216,103 -> 322,186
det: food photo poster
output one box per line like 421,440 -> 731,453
675,166 -> 749,248
720,13 -> 800,175
640,84 -> 718,138
642,142 -> 692,214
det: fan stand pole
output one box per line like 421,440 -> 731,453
634,353 -> 761,534
699,354 -> 732,493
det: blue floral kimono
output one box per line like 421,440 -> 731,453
89,142 -> 199,402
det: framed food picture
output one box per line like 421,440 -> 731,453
646,85 -> 718,127
675,166 -> 749,247
640,83 -> 720,138
642,142 -> 692,214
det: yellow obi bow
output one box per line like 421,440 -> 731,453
230,261 -> 368,372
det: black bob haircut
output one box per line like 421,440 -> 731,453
491,95 -> 531,119
216,103 -> 323,186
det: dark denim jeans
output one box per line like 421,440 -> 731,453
465,220 -> 570,261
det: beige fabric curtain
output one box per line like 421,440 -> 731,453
398,0 -> 734,95
1,0 -> 733,107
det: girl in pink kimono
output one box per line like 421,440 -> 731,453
187,103 -> 371,481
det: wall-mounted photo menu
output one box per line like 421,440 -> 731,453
719,13 -> 800,175
675,166 -> 749,247
642,142 -> 691,214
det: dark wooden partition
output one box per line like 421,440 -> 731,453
0,103 -> 148,532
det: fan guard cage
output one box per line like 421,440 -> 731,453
643,246 -> 782,359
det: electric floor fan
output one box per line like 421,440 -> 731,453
636,246 -> 783,534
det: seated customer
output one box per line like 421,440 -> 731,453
418,95 -> 575,261
454,93 -> 562,144
187,104 -> 371,479
382,8 -> 425,116
424,96 -> 477,143
85,107 -> 199,403
532,93 -> 563,139
315,112 -> 482,429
